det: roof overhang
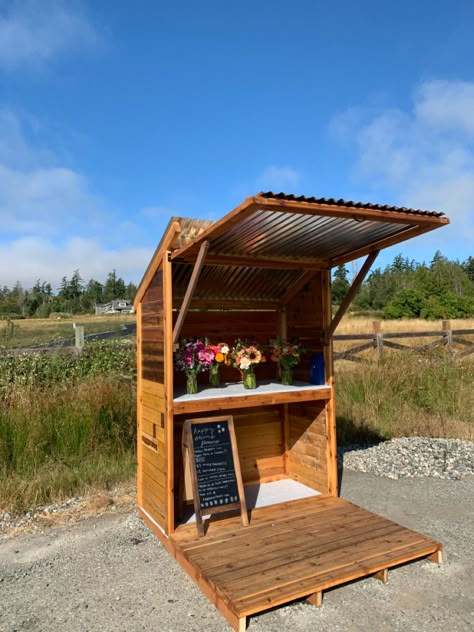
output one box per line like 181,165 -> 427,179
136,192 -> 449,309
170,193 -> 448,269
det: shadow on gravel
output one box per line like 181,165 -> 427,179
336,415 -> 387,495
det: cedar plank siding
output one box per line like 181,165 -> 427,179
139,269 -> 167,530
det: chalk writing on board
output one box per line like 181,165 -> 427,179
190,421 -> 240,510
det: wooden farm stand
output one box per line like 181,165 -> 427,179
134,192 -> 449,631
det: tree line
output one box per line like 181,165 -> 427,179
0,270 -> 138,318
332,252 -> 474,319
2,253 -> 473,320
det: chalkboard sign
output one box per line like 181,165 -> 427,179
182,416 -> 248,537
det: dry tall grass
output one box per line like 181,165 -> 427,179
336,316 -> 474,335
336,352 -> 474,444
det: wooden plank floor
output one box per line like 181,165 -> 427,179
171,496 -> 442,630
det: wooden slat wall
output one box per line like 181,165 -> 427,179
286,273 -> 324,382
174,405 -> 285,506
139,268 -> 167,530
287,402 -> 329,493
175,310 -> 280,384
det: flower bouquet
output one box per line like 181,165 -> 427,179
232,340 -> 266,389
205,342 -> 230,387
269,337 -> 304,385
174,339 -> 214,394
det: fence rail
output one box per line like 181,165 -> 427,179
333,320 -> 474,363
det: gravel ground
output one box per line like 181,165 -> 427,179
340,437 -> 474,480
1,442 -> 473,632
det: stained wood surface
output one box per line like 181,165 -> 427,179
288,402 -> 328,493
172,383 -> 331,415
170,495 -> 442,624
175,406 -> 286,501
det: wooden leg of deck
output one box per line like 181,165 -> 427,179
428,549 -> 443,565
307,591 -> 323,607
374,568 -> 388,583
237,616 -> 246,631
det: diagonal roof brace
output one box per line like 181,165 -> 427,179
324,251 -> 379,343
172,240 -> 210,345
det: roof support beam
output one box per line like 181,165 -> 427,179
254,197 -> 449,227
172,240 -> 209,345
329,225 -> 437,267
171,198 -> 259,261
325,251 -> 379,341
176,253 -> 325,271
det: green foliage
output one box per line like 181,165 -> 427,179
0,269 -> 136,318
383,288 -> 426,319
354,252 -> 474,318
0,340 -> 136,389
0,341 -> 137,512
332,264 -> 350,304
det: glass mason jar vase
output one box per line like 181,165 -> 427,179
281,366 -> 294,385
186,372 -> 198,395
209,363 -> 220,387
243,369 -> 257,389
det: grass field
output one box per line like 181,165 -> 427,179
335,316 -> 474,335
0,314 -> 136,349
0,315 -> 472,514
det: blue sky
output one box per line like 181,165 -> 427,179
1,0 -> 473,288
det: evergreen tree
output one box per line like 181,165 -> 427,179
332,265 -> 350,304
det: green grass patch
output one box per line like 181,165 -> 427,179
0,341 -> 136,513
336,353 -> 474,445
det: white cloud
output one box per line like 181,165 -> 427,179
257,165 -> 301,191
0,236 -> 152,288
0,108 -> 112,237
331,80 -> 474,242
0,108 -> 165,287
0,0 -> 99,71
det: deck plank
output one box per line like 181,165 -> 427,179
169,495 -> 442,625
234,540 -> 440,616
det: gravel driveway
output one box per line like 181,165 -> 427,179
1,470 -> 473,632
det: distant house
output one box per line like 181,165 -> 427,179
95,299 -> 134,315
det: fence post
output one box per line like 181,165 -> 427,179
75,325 -> 85,350
373,321 -> 384,358
442,320 -> 452,349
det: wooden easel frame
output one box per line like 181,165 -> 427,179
182,416 -> 249,537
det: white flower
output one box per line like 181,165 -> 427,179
221,345 -> 229,354
240,357 -> 251,370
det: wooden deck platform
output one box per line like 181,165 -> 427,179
140,495 -> 442,631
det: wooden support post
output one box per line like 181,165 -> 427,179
325,251 -> 379,341
428,549 -> 443,565
237,616 -> 247,632
307,591 -> 323,607
442,320 -> 453,349
172,240 -> 209,344
373,320 -> 384,358
136,304 -> 143,508
374,568 -> 389,583
74,325 -> 84,349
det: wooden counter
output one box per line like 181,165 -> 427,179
172,380 -> 331,414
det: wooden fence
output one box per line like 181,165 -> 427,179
333,320 -> 474,363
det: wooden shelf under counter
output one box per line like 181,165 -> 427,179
172,380 -> 331,414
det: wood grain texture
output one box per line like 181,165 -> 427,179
168,495 -> 442,624
322,269 -> 338,496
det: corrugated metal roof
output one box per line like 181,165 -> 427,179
166,192 -> 450,305
257,191 -> 445,218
